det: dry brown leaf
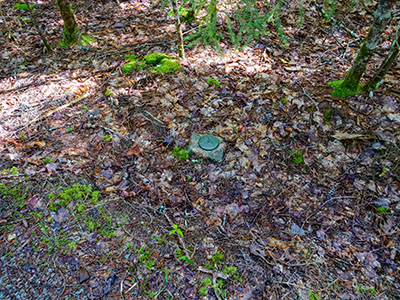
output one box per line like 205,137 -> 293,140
25,141 -> 46,148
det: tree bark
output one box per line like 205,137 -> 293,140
56,0 -> 80,46
335,0 -> 393,96
363,21 -> 400,92
171,0 -> 185,59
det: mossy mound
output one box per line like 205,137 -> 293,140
122,52 -> 182,75
152,58 -> 183,74
143,52 -> 172,65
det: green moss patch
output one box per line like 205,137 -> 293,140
327,80 -> 361,98
79,35 -> 96,46
121,52 -> 182,75
143,52 -> 172,65
152,58 -> 183,74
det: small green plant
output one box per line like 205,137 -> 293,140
104,135 -> 112,142
48,201 -> 58,212
214,279 -> 226,298
85,219 -> 97,231
322,0 -> 336,21
308,290 -> 322,300
1,166 -> 19,175
47,184 -> 100,211
76,203 -> 85,213
199,278 -> 212,295
280,98 -> 289,104
105,89 -> 113,97
169,224 -> 183,237
211,250 -> 224,265
137,244 -> 155,270
206,78 -> 220,88
291,150 -> 304,165
172,146 -> 189,160
377,206 -> 390,213
378,166 -> 388,177
222,265 -> 240,281
179,255 -> 195,265
44,156 -> 52,164
324,108 -> 332,123
152,59 -> 183,74
67,241 -> 77,251
354,284 -> 376,294
14,3 -> 35,11
19,131 -> 27,140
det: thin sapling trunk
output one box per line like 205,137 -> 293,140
171,0 -> 185,59
24,0 -> 52,52
363,21 -> 400,92
331,0 -> 393,97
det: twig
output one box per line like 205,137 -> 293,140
15,93 -> 89,133
96,40 -> 174,59
295,82 -> 320,112
142,111 -> 169,128
0,173 -> 32,179
24,0 -> 52,52
301,196 -> 355,229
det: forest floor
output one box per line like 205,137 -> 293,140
1,0 -> 400,299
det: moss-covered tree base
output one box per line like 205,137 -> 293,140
328,80 -> 365,98
59,29 -> 80,47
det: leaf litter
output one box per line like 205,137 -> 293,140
0,0 -> 400,299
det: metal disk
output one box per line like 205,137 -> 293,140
198,135 -> 220,151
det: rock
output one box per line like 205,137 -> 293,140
326,140 -> 345,153
50,207 -> 70,223
188,133 -> 225,162
78,267 -> 90,283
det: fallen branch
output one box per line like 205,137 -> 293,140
16,93 -> 89,133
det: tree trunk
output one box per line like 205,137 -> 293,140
363,21 -> 400,92
171,0 -> 185,59
56,0 -> 80,46
333,0 -> 393,97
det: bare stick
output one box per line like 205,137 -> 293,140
24,0 -> 52,52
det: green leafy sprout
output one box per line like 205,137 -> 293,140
211,250 -> 224,265
14,3 -> 35,11
206,78 -> 220,88
172,146 -> 189,160
291,150 -> 304,165
324,108 -> 332,122
169,224 -> 183,237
